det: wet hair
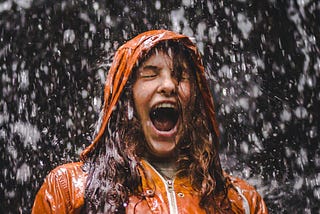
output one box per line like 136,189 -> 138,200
84,41 -> 232,213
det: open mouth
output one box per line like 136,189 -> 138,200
149,103 -> 179,132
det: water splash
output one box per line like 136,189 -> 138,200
0,0 -> 319,213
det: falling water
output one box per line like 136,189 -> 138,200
0,0 -> 319,213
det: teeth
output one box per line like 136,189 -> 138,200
154,103 -> 176,109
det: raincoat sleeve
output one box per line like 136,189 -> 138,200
32,162 -> 86,214
227,175 -> 268,214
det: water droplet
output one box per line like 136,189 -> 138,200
63,29 -> 76,44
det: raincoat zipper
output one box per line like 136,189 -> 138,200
165,179 -> 178,214
144,161 -> 178,213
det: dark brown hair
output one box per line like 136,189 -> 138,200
84,41 -> 232,213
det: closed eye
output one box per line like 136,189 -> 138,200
139,65 -> 159,78
173,67 -> 190,82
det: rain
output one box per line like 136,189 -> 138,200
0,0 -> 319,213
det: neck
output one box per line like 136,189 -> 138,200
143,155 -> 178,180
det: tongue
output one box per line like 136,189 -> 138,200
153,117 -> 175,131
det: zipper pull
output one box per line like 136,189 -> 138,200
167,180 -> 174,192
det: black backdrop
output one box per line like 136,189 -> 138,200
0,0 -> 319,213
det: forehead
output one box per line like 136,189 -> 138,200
141,51 -> 172,67
140,48 -> 189,68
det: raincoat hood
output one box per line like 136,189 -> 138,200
81,29 -> 219,160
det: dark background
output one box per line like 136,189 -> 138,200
0,0 -> 319,213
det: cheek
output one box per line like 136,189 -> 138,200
133,85 -> 149,106
133,83 -> 152,120
178,82 -> 192,105
132,84 -> 143,117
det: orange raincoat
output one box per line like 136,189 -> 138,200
32,30 -> 268,213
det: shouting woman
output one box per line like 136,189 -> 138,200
32,30 -> 267,213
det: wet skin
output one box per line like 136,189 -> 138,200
133,51 -> 195,158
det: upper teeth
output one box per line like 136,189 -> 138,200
155,103 -> 175,109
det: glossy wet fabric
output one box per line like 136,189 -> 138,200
32,161 -> 268,213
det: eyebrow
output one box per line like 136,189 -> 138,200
142,65 -> 160,71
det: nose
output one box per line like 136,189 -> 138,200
158,71 -> 177,96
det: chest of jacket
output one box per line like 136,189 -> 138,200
32,161 -> 267,214
126,160 -> 206,214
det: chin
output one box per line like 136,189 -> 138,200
148,141 -> 178,158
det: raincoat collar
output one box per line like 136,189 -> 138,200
81,29 -> 219,160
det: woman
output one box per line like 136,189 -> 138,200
32,30 -> 267,213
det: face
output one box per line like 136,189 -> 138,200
133,50 -> 195,158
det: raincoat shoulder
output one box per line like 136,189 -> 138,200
32,162 -> 86,214
226,173 -> 268,214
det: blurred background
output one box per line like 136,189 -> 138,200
0,0 -> 319,213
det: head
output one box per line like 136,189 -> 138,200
132,41 -> 197,159
83,30 -> 229,213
